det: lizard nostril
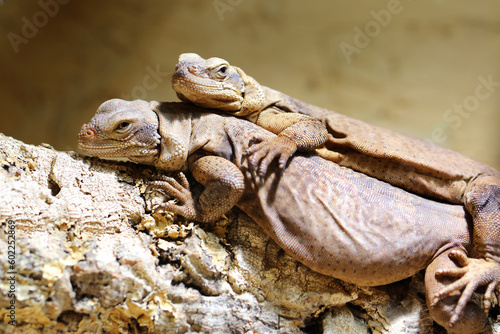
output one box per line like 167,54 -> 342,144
80,127 -> 96,138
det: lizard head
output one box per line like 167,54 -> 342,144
172,53 -> 245,111
172,53 -> 266,116
78,99 -> 161,163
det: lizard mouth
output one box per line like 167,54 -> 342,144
172,76 -> 224,90
172,74 -> 244,109
78,141 -> 159,157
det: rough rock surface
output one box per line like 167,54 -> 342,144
0,133 -> 495,333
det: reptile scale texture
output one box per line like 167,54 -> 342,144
171,53 -> 500,333
76,54 -> 500,332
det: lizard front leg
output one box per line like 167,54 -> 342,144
431,175 -> 500,329
248,108 -> 328,175
150,156 -> 245,223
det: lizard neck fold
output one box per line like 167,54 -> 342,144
231,66 -> 268,120
150,101 -> 192,172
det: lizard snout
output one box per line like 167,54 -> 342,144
78,124 -> 97,144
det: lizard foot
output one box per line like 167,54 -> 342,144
245,136 -> 297,176
148,172 -> 199,220
432,249 -> 500,328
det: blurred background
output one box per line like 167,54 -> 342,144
0,0 -> 499,168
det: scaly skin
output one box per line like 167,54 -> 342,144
172,53 -> 500,202
172,54 -> 500,331
172,53 -> 329,175
78,99 -> 499,333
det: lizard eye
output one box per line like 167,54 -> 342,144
115,121 -> 132,133
214,64 -> 229,79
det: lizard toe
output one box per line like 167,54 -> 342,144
433,253 -> 500,327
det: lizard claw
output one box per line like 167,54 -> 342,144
432,249 -> 500,327
147,172 -> 190,197
147,172 -> 199,219
245,136 -> 297,177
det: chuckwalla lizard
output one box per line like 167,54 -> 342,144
171,52 -> 500,201
172,55 -> 500,327
78,98 -> 500,333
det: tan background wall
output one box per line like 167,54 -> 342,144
0,0 -> 499,169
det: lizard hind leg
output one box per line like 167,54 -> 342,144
425,248 -> 492,334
